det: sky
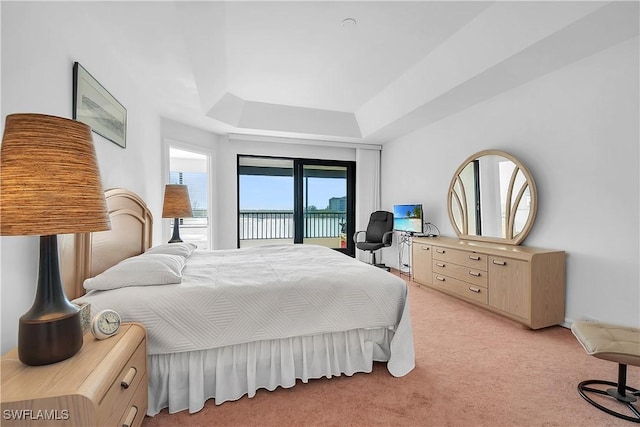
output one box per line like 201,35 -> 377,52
240,176 -> 346,210
172,172 -> 346,212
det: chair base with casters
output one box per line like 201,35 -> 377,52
571,321 -> 640,423
370,250 -> 390,271
354,211 -> 394,272
355,243 -> 391,271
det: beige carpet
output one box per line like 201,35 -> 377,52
142,273 -> 639,426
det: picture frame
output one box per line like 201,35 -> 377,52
73,62 -> 127,148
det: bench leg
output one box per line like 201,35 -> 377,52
578,364 -> 640,423
607,364 -> 638,403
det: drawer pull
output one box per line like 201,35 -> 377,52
468,271 -> 481,277
421,246 -> 430,251
469,255 -> 480,261
435,276 -> 445,282
435,262 -> 445,268
435,248 -> 445,254
122,406 -> 138,427
492,260 -> 506,266
468,286 -> 481,293
121,367 -> 137,389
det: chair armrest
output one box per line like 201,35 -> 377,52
382,231 -> 394,246
353,230 -> 366,243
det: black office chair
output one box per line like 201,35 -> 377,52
354,211 -> 394,270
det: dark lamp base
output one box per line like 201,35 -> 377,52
17,235 -> 84,366
168,217 -> 183,243
18,310 -> 83,366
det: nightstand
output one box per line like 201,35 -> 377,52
1,323 -> 147,427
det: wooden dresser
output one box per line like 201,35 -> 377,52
412,236 -> 565,329
1,323 -> 147,427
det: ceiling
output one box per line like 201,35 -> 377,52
81,1 -> 638,144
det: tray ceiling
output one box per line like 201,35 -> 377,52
79,1 -> 638,143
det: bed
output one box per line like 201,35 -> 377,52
62,188 -> 415,416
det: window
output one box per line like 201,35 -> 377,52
238,155 -> 355,255
169,147 -> 210,249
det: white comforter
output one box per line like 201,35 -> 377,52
76,244 -> 415,376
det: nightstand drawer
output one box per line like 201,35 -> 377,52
118,374 -> 147,427
98,339 -> 147,425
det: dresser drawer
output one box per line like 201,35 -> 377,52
98,339 -> 146,425
433,261 -> 488,287
432,273 -> 488,305
432,246 -> 487,270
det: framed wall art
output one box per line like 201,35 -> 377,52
73,62 -> 127,148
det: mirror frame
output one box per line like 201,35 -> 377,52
447,149 -> 537,246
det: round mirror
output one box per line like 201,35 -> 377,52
447,150 -> 537,245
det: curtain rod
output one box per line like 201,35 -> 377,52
228,133 -> 382,151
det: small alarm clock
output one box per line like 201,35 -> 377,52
91,309 -> 121,340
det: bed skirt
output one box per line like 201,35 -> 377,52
147,327 -> 394,415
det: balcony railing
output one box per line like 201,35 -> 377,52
239,211 -> 346,240
239,211 -> 294,240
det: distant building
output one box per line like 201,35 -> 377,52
329,196 -> 346,211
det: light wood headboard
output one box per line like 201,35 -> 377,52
61,188 -> 153,299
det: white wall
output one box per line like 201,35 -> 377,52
381,37 -> 639,328
1,2 -> 164,352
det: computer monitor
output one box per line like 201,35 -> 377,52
393,204 -> 423,235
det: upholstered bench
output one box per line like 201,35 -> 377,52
571,321 -> 640,423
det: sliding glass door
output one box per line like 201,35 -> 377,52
300,163 -> 351,251
238,156 -> 355,255
238,157 -> 295,247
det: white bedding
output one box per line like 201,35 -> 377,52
75,244 -> 415,411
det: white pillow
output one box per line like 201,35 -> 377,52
145,242 -> 197,258
83,253 -> 186,291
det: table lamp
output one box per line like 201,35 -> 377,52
0,113 -> 110,366
162,184 -> 193,243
